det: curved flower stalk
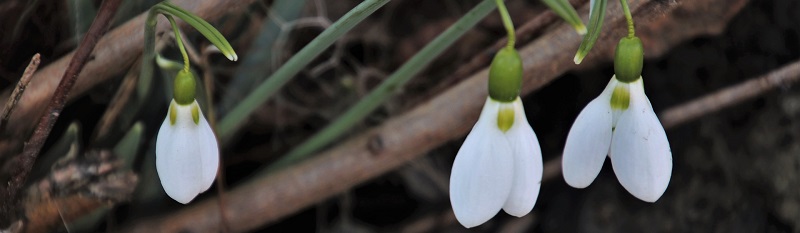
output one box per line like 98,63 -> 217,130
146,2 -> 236,204
562,36 -> 672,202
450,41 -> 543,227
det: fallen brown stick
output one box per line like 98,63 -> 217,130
659,61 -> 800,128
0,0 -> 258,155
18,150 -> 138,233
0,54 -> 40,133
2,0 -> 122,226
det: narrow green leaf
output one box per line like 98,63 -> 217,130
217,0 -> 390,142
263,0 -> 499,173
153,2 -> 238,61
114,122 -> 145,169
573,0 -> 607,64
220,0 -> 307,113
540,0 -> 586,34
139,10 -> 159,101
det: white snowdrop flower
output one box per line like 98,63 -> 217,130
450,97 -> 543,228
156,70 -> 219,204
562,76 -> 672,202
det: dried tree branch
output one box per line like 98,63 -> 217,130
0,54 -> 41,133
1,0 -> 122,226
19,150 -> 138,233
118,0 -> 748,232
0,0 -> 260,156
659,61 -> 800,128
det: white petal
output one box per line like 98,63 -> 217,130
562,78 -> 616,188
589,0 -> 596,17
156,100 -> 220,204
195,107 -> 220,193
450,98 -> 514,228
501,98 -> 542,217
610,79 -> 672,202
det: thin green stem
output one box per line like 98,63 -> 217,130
619,0 -> 634,38
167,15 -> 191,72
219,0 -> 307,113
495,0 -> 515,48
142,2 -> 237,101
262,0 -> 498,173
139,9 -> 158,101
217,0 -> 390,142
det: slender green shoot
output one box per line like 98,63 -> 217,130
262,0 -> 499,173
573,0 -> 607,64
217,0 -> 390,142
540,0 -> 587,34
220,0 -> 307,113
166,15 -> 190,72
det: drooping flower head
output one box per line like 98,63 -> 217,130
143,2 -> 236,204
156,69 -> 219,204
449,46 -> 543,228
562,36 -> 672,202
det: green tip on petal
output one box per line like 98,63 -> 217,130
496,107 -> 515,132
614,36 -> 644,83
173,69 -> 197,105
610,85 -> 630,110
191,104 -> 200,125
169,102 -> 178,125
488,47 -> 523,102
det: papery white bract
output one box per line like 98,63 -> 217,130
450,97 -> 542,228
562,76 -> 672,202
156,99 -> 219,204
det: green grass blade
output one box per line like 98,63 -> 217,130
263,0 -> 499,173
573,0 -> 607,64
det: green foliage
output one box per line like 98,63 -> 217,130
573,0 -> 607,64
